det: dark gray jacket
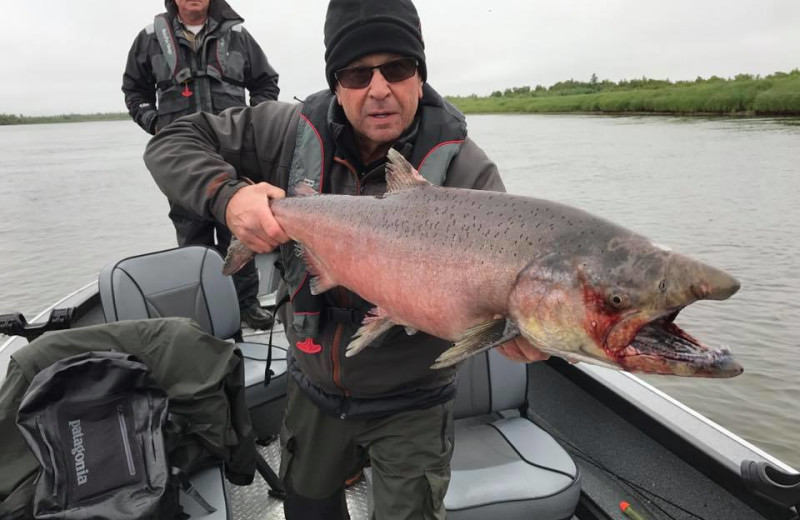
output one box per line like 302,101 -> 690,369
122,0 -> 279,135
143,87 -> 505,416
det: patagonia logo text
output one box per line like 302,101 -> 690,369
69,420 -> 89,485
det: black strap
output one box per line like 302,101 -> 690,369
266,294 -> 290,386
156,69 -> 245,91
322,307 -> 365,325
172,467 -> 216,513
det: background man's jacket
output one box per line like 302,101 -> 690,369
122,0 -> 279,134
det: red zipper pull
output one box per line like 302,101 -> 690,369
181,81 -> 193,98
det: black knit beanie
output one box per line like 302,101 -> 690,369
324,0 -> 427,91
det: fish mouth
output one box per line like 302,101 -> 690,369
609,311 -> 743,377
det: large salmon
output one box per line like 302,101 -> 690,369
225,150 -> 742,377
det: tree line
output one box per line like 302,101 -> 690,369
448,69 -> 800,115
482,69 -> 800,99
0,112 -> 128,126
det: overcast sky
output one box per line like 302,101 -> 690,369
2,0 -> 798,116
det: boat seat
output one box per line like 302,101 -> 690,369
367,349 -> 580,519
99,246 -> 289,512
446,349 -> 580,519
97,245 -> 286,400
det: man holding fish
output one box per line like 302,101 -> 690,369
145,0 -> 741,518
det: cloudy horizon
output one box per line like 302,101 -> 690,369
2,0 -> 798,116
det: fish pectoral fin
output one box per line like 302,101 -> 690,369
222,237 -> 256,276
309,275 -> 337,295
302,246 -> 337,295
431,319 -> 521,369
300,245 -> 322,275
346,312 -> 397,357
385,148 -> 431,194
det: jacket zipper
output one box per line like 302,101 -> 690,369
328,156 -> 363,395
148,394 -> 157,462
332,322 -> 347,394
117,404 -> 136,477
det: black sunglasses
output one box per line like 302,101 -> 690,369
334,58 -> 419,89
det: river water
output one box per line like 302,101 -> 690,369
1,115 -> 798,469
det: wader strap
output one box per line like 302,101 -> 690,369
322,307 -> 365,325
266,294 -> 290,386
154,14 -> 192,85
206,64 -> 246,88
417,140 -> 463,186
212,30 -> 246,87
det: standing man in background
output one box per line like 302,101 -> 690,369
144,1 -> 551,517
122,0 -> 279,330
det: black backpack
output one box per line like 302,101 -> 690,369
15,351 -> 182,519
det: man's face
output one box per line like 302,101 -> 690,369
335,53 -> 424,154
175,0 -> 210,20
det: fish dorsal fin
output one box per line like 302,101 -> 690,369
385,148 -> 431,194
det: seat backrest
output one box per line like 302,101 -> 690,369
99,246 -> 240,339
453,348 -> 528,419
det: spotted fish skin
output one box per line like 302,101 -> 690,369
224,150 -> 742,377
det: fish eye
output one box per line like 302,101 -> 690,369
658,280 -> 667,292
608,291 -> 629,309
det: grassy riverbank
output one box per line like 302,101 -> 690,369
448,70 -> 800,115
0,112 -> 128,126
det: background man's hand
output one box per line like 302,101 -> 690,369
496,337 -> 551,363
225,182 -> 290,253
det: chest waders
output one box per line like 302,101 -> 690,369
280,88 -> 467,366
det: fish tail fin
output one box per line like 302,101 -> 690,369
222,237 -> 256,276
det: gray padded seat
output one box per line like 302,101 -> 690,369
445,349 -> 580,519
98,246 -> 286,391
